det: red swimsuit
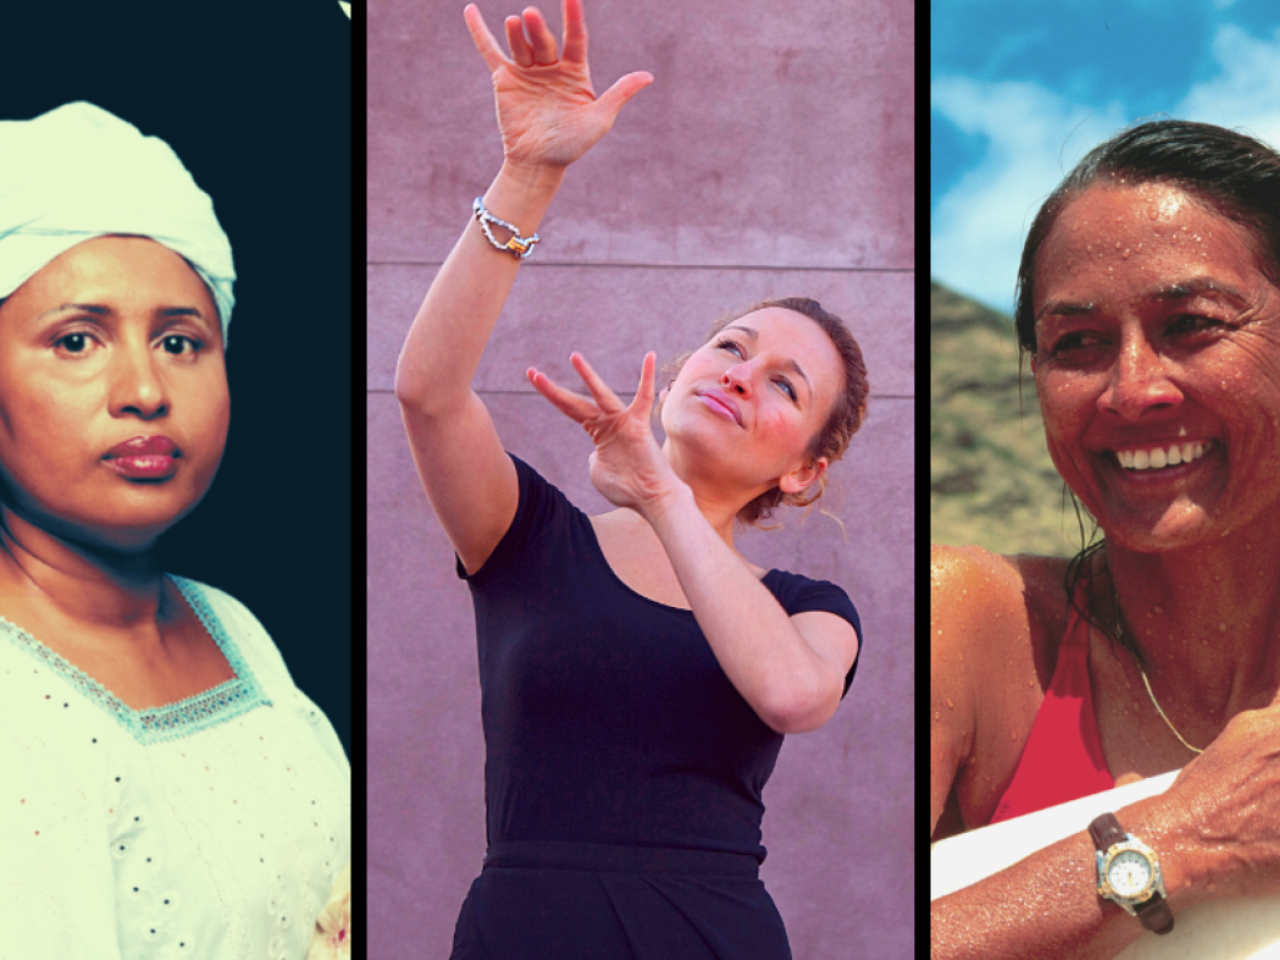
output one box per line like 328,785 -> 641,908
989,576 -> 1115,825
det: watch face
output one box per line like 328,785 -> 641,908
1107,849 -> 1153,898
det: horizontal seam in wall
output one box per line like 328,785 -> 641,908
366,389 -> 915,399
366,260 -> 913,273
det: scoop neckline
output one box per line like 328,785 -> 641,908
582,510 -> 777,615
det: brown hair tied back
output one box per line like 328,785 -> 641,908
662,297 -> 869,528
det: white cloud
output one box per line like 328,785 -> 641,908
1176,24 -> 1280,148
930,76 -> 1125,312
931,22 -> 1280,315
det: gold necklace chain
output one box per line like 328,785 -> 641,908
1112,582 -> 1205,755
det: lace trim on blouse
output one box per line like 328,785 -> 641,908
0,574 -> 270,745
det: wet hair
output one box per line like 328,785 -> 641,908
1014,120 -> 1280,660
1014,119 -> 1280,355
661,297 -> 869,528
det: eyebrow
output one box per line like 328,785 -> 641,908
722,324 -> 813,399
1036,277 -> 1250,324
37,303 -> 209,322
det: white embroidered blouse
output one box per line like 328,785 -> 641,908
0,576 -> 351,960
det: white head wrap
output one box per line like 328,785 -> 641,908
0,102 -> 236,343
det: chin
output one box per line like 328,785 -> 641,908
1094,495 -> 1243,554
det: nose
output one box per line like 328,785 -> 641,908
721,360 -> 756,397
109,340 -> 169,420
1097,332 -> 1182,421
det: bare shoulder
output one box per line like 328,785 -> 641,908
931,545 -> 1068,652
930,546 -> 1071,832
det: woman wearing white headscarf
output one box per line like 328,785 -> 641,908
0,103 -> 350,960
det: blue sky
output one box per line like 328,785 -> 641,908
931,0 -> 1280,314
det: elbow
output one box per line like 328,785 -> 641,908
393,355 -> 421,408
758,676 -> 840,735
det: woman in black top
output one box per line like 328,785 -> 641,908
395,3 -> 865,957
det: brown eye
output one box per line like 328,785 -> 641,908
161,335 -> 200,355
57,333 -> 90,353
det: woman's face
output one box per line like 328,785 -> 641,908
0,236 -> 229,551
661,307 -> 845,500
1032,182 -> 1280,551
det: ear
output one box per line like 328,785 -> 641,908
778,457 -> 828,495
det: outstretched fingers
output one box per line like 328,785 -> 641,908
630,351 -> 657,416
561,0 -> 588,63
570,353 -> 626,414
463,4 -> 509,74
521,6 -> 560,64
528,367 -> 599,423
504,15 -> 536,67
594,71 -> 655,127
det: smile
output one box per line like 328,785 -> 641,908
1113,440 -> 1213,472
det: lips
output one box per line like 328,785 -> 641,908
696,389 -> 743,427
102,435 -> 181,480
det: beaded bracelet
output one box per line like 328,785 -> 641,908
472,197 -> 541,260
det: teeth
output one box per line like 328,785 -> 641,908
1117,441 -> 1209,471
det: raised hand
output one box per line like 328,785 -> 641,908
464,0 -> 653,173
528,351 -> 686,514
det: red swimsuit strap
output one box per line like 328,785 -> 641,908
988,574 -> 1115,825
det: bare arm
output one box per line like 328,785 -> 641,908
929,545 -> 1280,959
644,486 -> 857,733
393,0 -> 651,573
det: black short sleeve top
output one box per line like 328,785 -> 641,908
457,455 -> 862,863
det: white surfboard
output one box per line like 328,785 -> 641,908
930,772 -> 1280,958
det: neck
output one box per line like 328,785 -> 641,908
1104,532 -> 1280,727
660,439 -> 782,551
0,504 -> 170,628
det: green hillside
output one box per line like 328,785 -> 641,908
930,280 -> 1085,557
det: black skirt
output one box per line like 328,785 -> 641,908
449,841 -> 792,960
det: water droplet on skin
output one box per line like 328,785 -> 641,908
1219,622 -> 1227,632
1155,606 -> 1164,614
1086,244 -> 1093,253
947,698 -> 955,709
1115,241 -> 1122,249
935,711 -> 940,721
1121,249 -> 1131,259
1148,207 -> 1160,220
1171,233 -> 1179,243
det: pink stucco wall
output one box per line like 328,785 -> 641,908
367,0 -> 915,956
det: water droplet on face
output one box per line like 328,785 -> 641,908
1121,249 -> 1131,259
1086,244 -> 1093,253
1219,622 -> 1227,632
1115,241 -> 1122,249
947,698 -> 954,709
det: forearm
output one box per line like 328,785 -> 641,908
644,488 -> 834,732
394,162 -> 564,414
932,796 -> 1210,960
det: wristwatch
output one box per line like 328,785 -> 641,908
1089,813 -> 1174,935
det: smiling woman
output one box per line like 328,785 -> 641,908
0,103 -> 350,960
931,120 -> 1280,960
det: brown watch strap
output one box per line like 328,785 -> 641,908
1089,812 -> 1175,936
1135,896 -> 1175,935
1088,812 -> 1126,852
